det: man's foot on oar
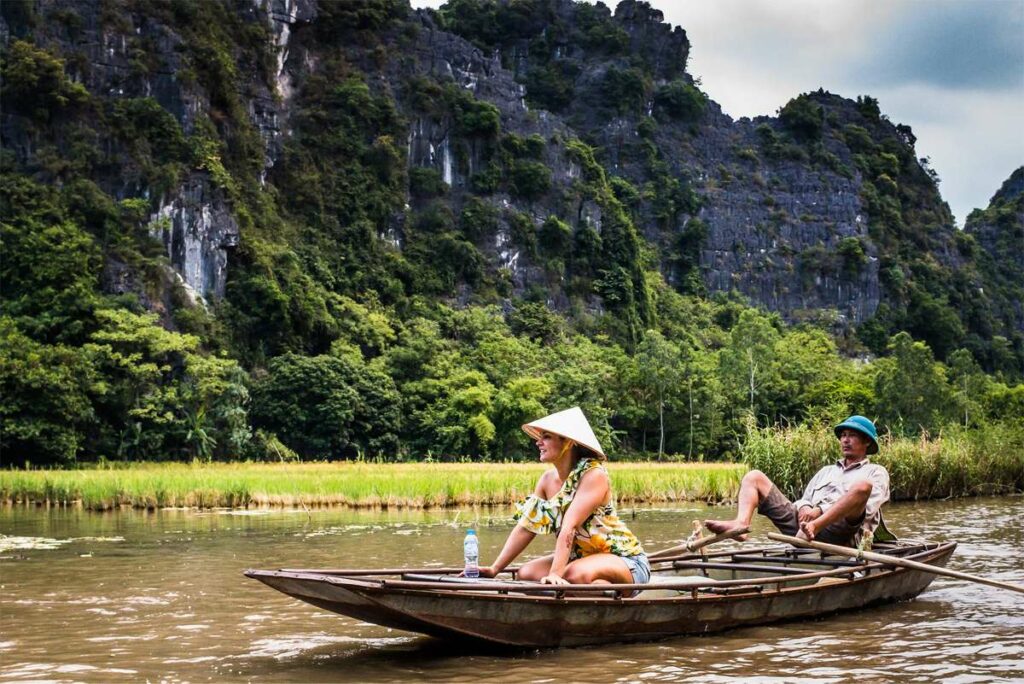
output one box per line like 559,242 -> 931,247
704,519 -> 749,542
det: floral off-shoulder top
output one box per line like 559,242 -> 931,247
514,457 -> 645,559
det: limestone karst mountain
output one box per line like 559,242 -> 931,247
2,0 -> 1021,464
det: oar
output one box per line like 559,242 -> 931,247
767,533 -> 1024,596
649,526 -> 751,560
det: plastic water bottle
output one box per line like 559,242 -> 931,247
463,529 -> 479,578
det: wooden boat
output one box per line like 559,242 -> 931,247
244,538 -> 956,648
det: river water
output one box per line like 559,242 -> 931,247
1,497 -> 1022,683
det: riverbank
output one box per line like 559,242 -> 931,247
0,462 -> 746,510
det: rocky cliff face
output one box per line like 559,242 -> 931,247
413,0 -> 909,328
965,167 -> 1024,334
0,0 -> 1007,348
1,0 -> 316,303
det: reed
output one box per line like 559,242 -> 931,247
742,421 -> 1024,500
0,461 -> 746,510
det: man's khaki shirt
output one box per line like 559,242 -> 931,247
794,457 -> 890,540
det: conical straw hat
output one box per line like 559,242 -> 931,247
522,407 -> 605,459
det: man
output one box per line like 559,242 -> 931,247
706,416 -> 890,546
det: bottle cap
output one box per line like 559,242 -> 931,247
467,529 -> 476,535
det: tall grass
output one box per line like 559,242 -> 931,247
742,421 -> 1024,501
6,423 -> 1019,511
0,462 -> 746,510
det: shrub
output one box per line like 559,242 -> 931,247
653,80 -> 706,121
510,160 -> 552,200
539,215 -> 572,254
470,162 -> 501,194
601,66 -> 648,115
779,95 -> 824,141
409,166 -> 446,198
459,197 -> 499,241
448,87 -> 501,138
842,124 -> 875,153
523,61 -> 578,112
315,0 -> 407,33
837,237 -> 868,275
1,40 -> 90,120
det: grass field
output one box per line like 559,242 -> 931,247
0,461 -> 747,510
5,422 -> 1020,510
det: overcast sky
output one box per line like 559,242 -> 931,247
411,0 -> 1023,225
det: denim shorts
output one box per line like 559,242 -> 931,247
621,553 -> 651,584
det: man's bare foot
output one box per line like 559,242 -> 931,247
704,519 -> 749,541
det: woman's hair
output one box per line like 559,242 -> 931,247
570,441 -> 602,462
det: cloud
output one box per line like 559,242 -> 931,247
851,0 -> 1024,90
879,85 -> 1024,218
638,0 -> 1024,223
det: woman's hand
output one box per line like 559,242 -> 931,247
460,565 -> 497,578
540,573 -> 570,585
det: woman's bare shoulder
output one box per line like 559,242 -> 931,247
578,462 -> 610,487
535,468 -> 561,497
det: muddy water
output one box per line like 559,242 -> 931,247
1,497 -> 1022,683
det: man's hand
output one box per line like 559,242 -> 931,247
797,505 -> 822,524
797,520 -> 818,541
540,573 -> 570,585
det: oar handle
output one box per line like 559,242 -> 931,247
767,533 -> 1024,596
649,526 -> 750,560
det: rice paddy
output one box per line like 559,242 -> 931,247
4,422 -> 1020,510
0,461 -> 747,510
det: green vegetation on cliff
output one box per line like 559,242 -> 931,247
0,1 -> 1020,480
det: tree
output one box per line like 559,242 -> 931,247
874,332 -> 954,435
718,310 -> 783,420
250,349 -> 403,459
408,369 -> 497,458
775,328 -> 843,420
508,301 -> 565,345
491,377 -> 552,457
251,354 -> 360,459
635,331 -> 684,459
946,349 -> 989,427
0,318 -> 98,464
0,40 -> 90,121
85,309 -> 250,460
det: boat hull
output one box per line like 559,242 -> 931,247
245,542 -> 956,648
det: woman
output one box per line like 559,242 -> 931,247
477,407 -> 650,588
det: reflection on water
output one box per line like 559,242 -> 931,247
1,497 -> 1021,682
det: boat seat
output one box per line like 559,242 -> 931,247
401,573 -> 631,598
638,573 -> 720,597
648,574 -> 720,585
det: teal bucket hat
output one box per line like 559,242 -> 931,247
834,415 -> 879,455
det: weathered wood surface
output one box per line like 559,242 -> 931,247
246,539 -> 957,647
769,533 -> 1024,595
